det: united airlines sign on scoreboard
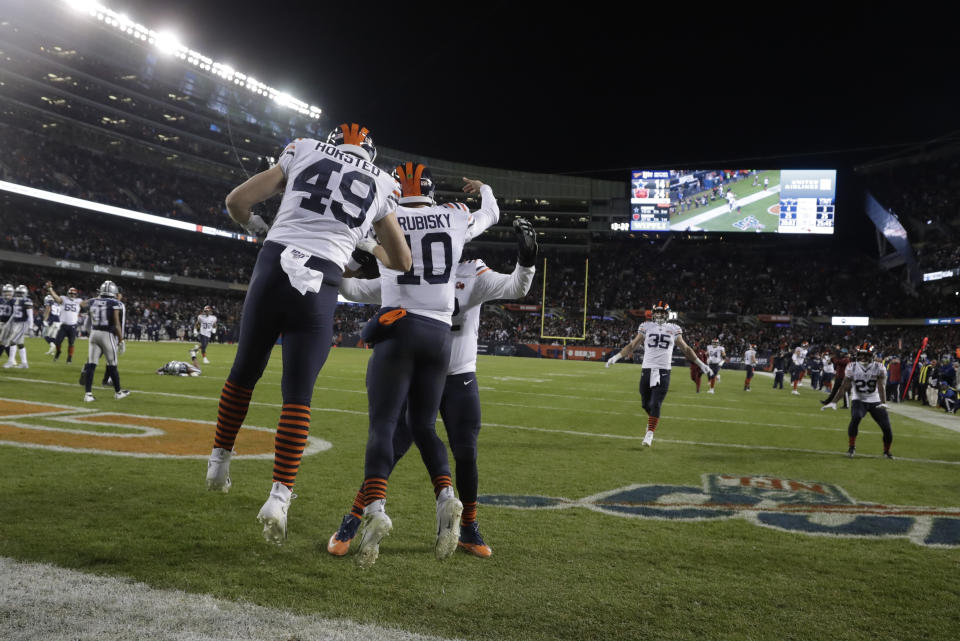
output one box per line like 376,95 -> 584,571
622,169 -> 837,235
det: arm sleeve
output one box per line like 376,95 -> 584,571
26,308 -> 33,326
470,264 -> 536,306
340,278 -> 383,304
465,184 -> 500,241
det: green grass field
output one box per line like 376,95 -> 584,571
670,170 -> 782,233
2,337 -> 959,641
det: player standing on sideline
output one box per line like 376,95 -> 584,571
80,281 -> 129,402
195,305 -> 217,364
706,338 -> 726,393
821,350 -> 835,393
0,284 -> 13,360
1,285 -> 33,368
822,342 -> 894,459
606,301 -> 711,447
689,342 -> 708,392
42,291 -> 61,355
772,348 -> 788,389
203,124 -> 411,546
351,162 -> 499,568
790,340 -> 809,395
808,351 -> 823,390
743,343 -> 758,391
328,215 -> 536,559
46,282 -> 83,363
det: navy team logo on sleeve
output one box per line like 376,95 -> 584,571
480,474 -> 960,548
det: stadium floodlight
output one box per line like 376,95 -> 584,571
65,0 -> 98,13
153,30 -> 182,55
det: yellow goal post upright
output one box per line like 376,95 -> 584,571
539,256 -> 589,359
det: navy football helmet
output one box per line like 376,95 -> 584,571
326,123 -> 376,162
392,161 -> 436,206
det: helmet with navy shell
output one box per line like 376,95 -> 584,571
651,300 -> 670,324
856,341 -> 874,363
392,161 -> 436,206
325,123 -> 377,163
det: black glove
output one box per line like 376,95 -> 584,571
350,248 -> 380,279
513,217 -> 538,267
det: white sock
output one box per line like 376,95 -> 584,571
18,347 -> 27,365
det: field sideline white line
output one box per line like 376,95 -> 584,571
0,556 -> 461,641
480,421 -> 960,466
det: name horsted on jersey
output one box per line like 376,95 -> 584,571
397,213 -> 451,231
311,141 -> 380,175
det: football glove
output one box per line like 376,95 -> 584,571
821,402 -> 837,411
877,403 -> 888,409
606,353 -> 622,368
118,341 -> 126,355
349,248 -> 380,279
700,363 -> 712,376
513,218 -> 538,267
242,214 -> 269,237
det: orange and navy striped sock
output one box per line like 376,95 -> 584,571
214,379 -> 253,451
363,477 -> 388,507
461,501 -> 478,526
350,486 -> 365,519
432,474 -> 453,498
647,416 -> 659,432
849,436 -> 857,448
792,380 -> 798,391
272,403 -> 310,488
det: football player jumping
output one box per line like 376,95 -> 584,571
348,162 -> 500,568
606,302 -> 711,447
821,342 -> 894,459
328,214 -> 537,561
204,124 -> 412,545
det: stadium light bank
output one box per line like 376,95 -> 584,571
61,0 -> 322,119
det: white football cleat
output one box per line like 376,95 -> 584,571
707,389 -> 715,394
114,390 -> 130,400
15,363 -> 28,369
2,361 -> 15,368
203,357 -> 210,364
82,392 -> 95,403
356,509 -> 393,569
642,430 -> 655,447
792,390 -> 800,395
205,447 -> 233,492
257,481 -> 293,545
435,489 -> 463,561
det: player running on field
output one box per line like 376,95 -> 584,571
706,338 -> 725,393
743,343 -> 758,391
606,301 -> 711,447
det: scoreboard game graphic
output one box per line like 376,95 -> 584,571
626,169 -> 836,234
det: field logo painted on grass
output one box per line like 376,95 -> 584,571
480,473 -> 960,548
0,397 -> 331,459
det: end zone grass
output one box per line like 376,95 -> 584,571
1,338 -> 958,641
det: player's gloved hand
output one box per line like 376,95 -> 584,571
349,248 -> 380,279
700,363 -> 712,376
821,402 -> 837,411
606,353 -> 622,368
242,214 -> 269,237
118,341 -> 126,355
877,403 -> 889,409
513,218 -> 538,267
356,237 -> 378,254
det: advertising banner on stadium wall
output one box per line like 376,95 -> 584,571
758,314 -> 792,323
502,303 -> 541,312
0,249 -> 247,292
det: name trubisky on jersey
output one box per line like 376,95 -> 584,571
398,213 -> 451,231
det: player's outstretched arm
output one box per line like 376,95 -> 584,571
225,165 -> 286,234
462,177 -> 500,240
372,213 -> 413,272
607,331 -> 644,367
677,335 -> 711,375
45,282 -> 62,305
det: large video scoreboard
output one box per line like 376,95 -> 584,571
623,169 -> 837,234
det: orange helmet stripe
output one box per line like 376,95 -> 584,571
395,162 -> 427,197
339,123 -> 370,146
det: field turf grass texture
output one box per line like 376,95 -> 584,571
1,337 -> 959,641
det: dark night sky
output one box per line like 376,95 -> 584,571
115,0 -> 960,181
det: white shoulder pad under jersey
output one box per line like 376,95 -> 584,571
639,321 -> 682,370
377,203 -> 473,324
267,139 -> 401,270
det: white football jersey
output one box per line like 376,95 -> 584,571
340,257 -> 533,375
823,357 -> 835,374
744,348 -> 757,366
845,361 -> 885,403
707,344 -> 725,363
792,346 -> 808,366
268,139 -> 400,269
44,295 -> 61,321
60,295 -> 83,325
377,187 -> 498,324
638,321 -> 682,370
197,314 -> 217,337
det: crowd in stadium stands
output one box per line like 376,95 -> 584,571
0,208 -> 258,282
0,119 -> 239,229
866,156 -> 960,273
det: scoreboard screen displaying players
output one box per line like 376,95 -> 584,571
623,169 -> 837,234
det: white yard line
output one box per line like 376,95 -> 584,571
0,557 -> 462,641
